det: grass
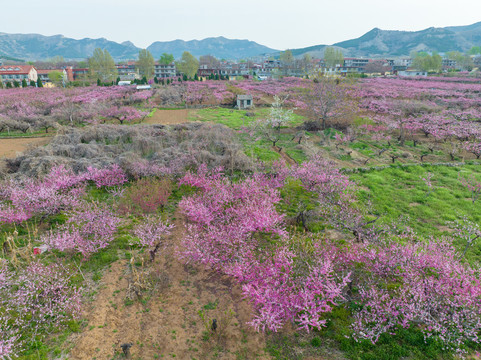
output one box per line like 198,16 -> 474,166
191,107 -> 305,130
266,304 -> 478,360
239,132 -> 307,163
350,164 -> 481,262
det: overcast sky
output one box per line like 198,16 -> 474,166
2,0 -> 480,50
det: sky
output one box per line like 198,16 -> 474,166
2,0 -> 481,50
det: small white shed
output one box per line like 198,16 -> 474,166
237,94 -> 253,109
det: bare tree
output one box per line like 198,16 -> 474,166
363,60 -> 389,75
199,55 -> 220,69
304,77 -> 355,130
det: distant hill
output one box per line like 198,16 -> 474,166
0,33 -> 277,61
1,21 -> 480,62
0,33 -> 140,61
289,21 -> 481,58
147,37 -> 278,60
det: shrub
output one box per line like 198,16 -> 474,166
8,123 -> 253,178
118,178 -> 172,216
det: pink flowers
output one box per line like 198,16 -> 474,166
132,216 -> 174,261
0,260 -> 82,357
0,164 -> 128,225
100,105 -> 149,124
178,165 -> 350,333
41,201 -> 121,258
348,240 -> 481,348
241,243 -> 350,332
85,164 -> 128,188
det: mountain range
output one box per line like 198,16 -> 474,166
0,33 -> 277,61
0,21 -> 480,62
290,21 -> 481,58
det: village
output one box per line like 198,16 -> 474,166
1,48 -> 481,88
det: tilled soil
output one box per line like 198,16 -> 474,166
0,137 -> 51,158
144,109 -> 191,125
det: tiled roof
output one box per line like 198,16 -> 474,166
0,65 -> 35,74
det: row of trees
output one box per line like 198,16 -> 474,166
136,50 -> 200,79
87,48 -> 200,83
411,50 -> 478,72
411,52 -> 443,72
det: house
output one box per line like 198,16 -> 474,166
442,58 -> 457,70
321,65 -> 362,76
398,70 -> 428,77
198,67 -> 220,78
237,94 -> 253,109
343,58 -> 370,71
154,63 -> 176,78
116,62 -> 139,80
0,65 -> 37,85
72,68 -> 89,80
219,63 -> 251,77
387,58 -> 413,72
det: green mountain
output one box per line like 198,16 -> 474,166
0,33 -> 140,61
1,22 -> 480,62
147,37 -> 278,60
291,21 -> 481,58
0,33 -> 277,61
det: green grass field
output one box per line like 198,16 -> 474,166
350,164 -> 481,262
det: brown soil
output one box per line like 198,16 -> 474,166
0,137 -> 51,158
144,109 -> 191,125
69,213 -> 269,360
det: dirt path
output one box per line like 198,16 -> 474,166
0,137 -> 51,158
70,213 -> 270,360
145,109 -> 191,125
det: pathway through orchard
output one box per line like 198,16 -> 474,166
69,212 -> 270,360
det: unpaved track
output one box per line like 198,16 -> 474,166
0,137 -> 51,158
145,109 -> 191,125
70,214 -> 269,360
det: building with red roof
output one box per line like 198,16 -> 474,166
0,65 -> 37,85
